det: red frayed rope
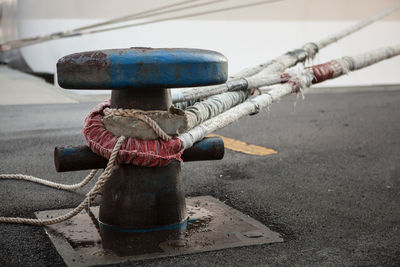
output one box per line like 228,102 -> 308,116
83,100 -> 184,167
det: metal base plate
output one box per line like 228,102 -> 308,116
36,196 -> 283,266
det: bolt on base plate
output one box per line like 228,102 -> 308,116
35,196 -> 283,266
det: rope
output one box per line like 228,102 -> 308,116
72,0 -> 200,33
257,44 -> 400,91
0,0 -> 228,51
103,107 -> 172,141
185,90 -> 249,130
0,136 -> 126,226
85,101 -> 184,167
180,42 -> 400,133
316,3 -> 400,50
242,3 -> 400,79
63,0 -> 286,37
172,3 -> 400,104
179,44 -> 400,149
0,170 -> 98,191
0,0 -> 283,51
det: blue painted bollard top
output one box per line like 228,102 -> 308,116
57,47 -> 228,89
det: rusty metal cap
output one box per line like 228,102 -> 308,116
57,47 -> 228,89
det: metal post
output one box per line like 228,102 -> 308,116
98,89 -> 186,255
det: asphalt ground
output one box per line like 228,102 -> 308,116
0,88 -> 399,266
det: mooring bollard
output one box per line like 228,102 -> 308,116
56,47 -> 228,255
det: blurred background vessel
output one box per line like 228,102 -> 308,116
1,0 -> 399,93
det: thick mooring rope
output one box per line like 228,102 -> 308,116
181,44 -> 400,133
182,67 -> 313,130
265,44 -> 400,90
172,3 -> 400,103
0,136 -> 126,225
179,44 -> 400,149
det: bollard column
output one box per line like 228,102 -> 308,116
56,47 -> 228,255
98,88 -> 187,254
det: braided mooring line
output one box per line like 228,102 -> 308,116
0,136 -> 126,226
0,169 -> 98,191
103,107 -> 172,141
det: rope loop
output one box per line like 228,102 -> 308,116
84,100 -> 184,167
103,107 -> 172,141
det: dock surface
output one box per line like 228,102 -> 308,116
0,68 -> 399,266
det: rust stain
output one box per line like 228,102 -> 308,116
311,62 -> 335,84
57,50 -> 110,88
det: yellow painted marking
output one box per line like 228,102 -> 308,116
207,134 -> 278,156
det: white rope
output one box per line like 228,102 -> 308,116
0,136 -> 126,225
185,90 -> 249,130
172,3 -> 400,103
179,44 -> 400,149
230,59 -> 275,80
0,170 -> 98,191
251,51 -> 309,81
316,3 -> 400,50
241,3 -> 400,79
181,43 -> 400,136
179,87 -> 289,149
283,44 -> 400,89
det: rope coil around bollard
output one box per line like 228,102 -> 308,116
0,101 -> 185,225
84,100 -> 184,167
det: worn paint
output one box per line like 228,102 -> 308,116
207,134 -> 277,156
57,47 -> 228,89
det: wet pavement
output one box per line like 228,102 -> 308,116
35,196 -> 282,266
0,87 -> 399,266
